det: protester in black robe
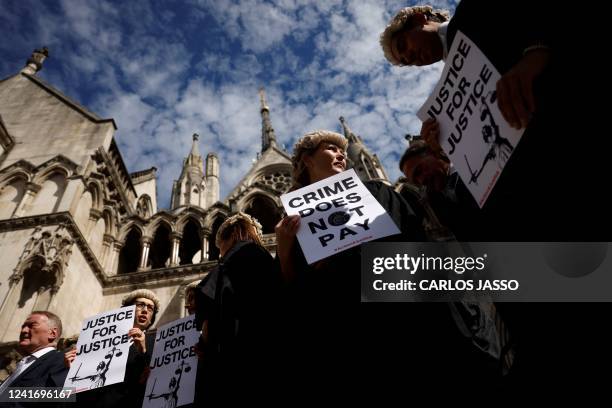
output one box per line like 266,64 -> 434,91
194,212 -> 279,404
65,289 -> 158,407
380,2 -> 611,397
274,131 -> 503,398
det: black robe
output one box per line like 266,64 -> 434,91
441,1 -> 612,397
195,240 -> 279,404
73,332 -> 154,408
445,0 -> 610,242
278,181 -> 503,396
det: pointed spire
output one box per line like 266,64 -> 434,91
259,87 -> 277,151
339,116 -> 351,139
172,133 -> 205,209
259,87 -> 269,112
338,115 -> 389,182
22,47 -> 49,75
339,116 -> 362,144
190,133 -> 201,158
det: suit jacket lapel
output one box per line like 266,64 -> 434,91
14,351 -> 55,385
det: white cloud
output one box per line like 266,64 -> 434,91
1,0 -> 460,207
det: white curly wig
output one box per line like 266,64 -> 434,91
121,289 -> 161,326
215,212 -> 264,248
380,5 -> 450,66
291,130 -> 348,191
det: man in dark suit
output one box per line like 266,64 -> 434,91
0,311 -> 68,405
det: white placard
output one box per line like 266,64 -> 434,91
280,169 -> 400,264
142,315 -> 199,408
64,305 -> 135,393
417,30 -> 524,207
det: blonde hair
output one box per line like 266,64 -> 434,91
185,281 -> 199,302
215,212 -> 264,249
290,130 -> 348,191
380,5 -> 450,66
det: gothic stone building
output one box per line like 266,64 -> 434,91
0,48 -> 393,367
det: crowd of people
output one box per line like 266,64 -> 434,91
1,0 -> 610,404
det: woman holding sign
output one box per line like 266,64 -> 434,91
276,130 -> 425,285
274,130 -> 427,397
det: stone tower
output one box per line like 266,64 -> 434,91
204,152 -> 219,208
225,88 -> 292,235
259,87 -> 277,151
171,133 -> 218,209
339,116 -> 389,184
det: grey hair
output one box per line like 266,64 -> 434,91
380,5 -> 450,66
31,310 -> 63,340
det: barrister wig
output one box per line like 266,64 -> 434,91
215,212 -> 264,249
380,5 -> 450,66
121,289 -> 161,326
291,130 -> 348,191
399,139 -> 451,171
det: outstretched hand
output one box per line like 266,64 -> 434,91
128,327 -> 146,353
496,48 -> 551,129
64,347 -> 77,368
420,118 -> 443,156
275,215 -> 300,248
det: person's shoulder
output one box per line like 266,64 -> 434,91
223,242 -> 274,274
38,350 -> 68,384
363,179 -> 389,193
235,241 -> 272,259
40,348 -> 65,365
364,179 -> 402,200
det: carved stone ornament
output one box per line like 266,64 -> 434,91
9,224 -> 74,292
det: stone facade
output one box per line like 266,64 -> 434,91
0,49 -> 392,367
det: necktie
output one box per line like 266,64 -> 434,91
0,355 -> 34,395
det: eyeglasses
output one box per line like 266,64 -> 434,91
134,302 -> 155,313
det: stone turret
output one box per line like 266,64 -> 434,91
259,88 -> 277,152
204,152 -> 219,208
339,116 -> 389,183
21,47 -> 49,75
171,134 -> 207,209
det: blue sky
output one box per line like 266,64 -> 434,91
0,0 -> 458,209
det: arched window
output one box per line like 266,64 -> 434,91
0,177 -> 26,219
74,191 -> 93,233
89,217 -> 106,257
208,217 -> 225,261
179,219 -> 202,265
149,223 -> 172,269
136,195 -> 152,218
18,258 -> 48,307
259,171 -> 291,192
118,228 -> 141,274
245,195 -> 281,234
30,173 -> 66,215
